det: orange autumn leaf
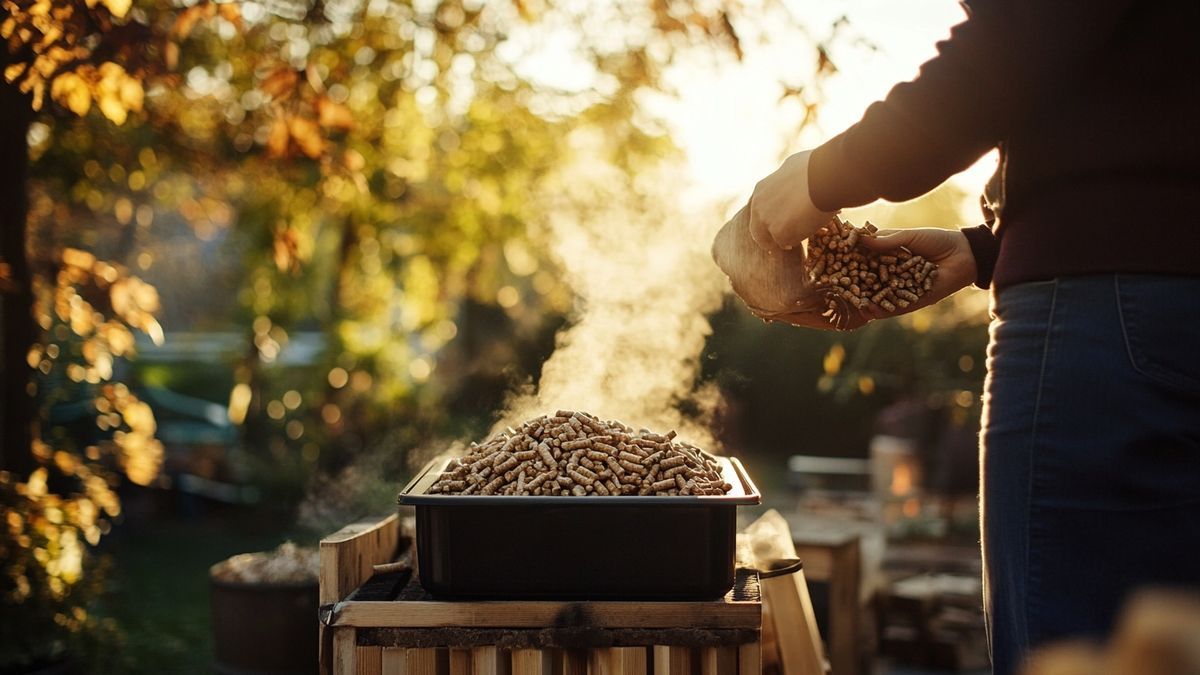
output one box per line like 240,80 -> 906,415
287,115 -> 325,158
316,97 -> 354,130
259,67 -> 299,100
266,115 -> 290,157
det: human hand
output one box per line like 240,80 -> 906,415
860,228 -> 977,316
748,150 -> 835,252
764,227 -> 976,330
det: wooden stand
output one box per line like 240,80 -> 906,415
320,515 -> 763,675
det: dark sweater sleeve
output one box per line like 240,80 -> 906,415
808,0 -> 1137,211
961,223 -> 1000,288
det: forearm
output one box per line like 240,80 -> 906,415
809,0 -> 1136,211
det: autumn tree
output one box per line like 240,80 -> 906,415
3,0 -> 842,665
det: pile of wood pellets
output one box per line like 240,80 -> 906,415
807,216 -> 938,326
428,410 -> 733,496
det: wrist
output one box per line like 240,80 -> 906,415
960,223 -> 998,289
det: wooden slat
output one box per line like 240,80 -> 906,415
333,599 -> 759,629
382,648 -> 407,675
614,647 -> 648,674
652,646 -> 691,675
358,646 -> 383,675
471,646 -> 509,675
760,592 -> 778,672
449,648 -> 471,675
511,648 -> 553,674
827,540 -> 860,675
334,628 -> 357,675
737,641 -> 760,675
321,513 -> 402,604
589,647 -> 647,675
561,649 -> 588,675
407,648 -> 448,675
700,646 -> 737,675
762,573 -> 824,675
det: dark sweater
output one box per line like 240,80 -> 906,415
807,0 -> 1200,289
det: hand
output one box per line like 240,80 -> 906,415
765,228 -> 976,330
860,228 -> 977,316
748,150 -> 834,252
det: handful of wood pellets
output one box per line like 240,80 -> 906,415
807,216 -> 938,328
428,410 -> 733,497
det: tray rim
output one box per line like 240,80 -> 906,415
398,454 -> 761,506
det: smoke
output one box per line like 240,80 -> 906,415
497,128 -> 729,448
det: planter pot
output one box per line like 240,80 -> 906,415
210,576 -> 319,675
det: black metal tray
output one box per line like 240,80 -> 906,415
397,455 -> 761,599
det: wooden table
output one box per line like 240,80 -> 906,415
320,514 -> 763,675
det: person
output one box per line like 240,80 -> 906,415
743,2 -> 1200,673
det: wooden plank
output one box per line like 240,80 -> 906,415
334,599 -> 759,629
321,513 -> 402,604
700,646 -> 737,675
358,646 -> 383,675
355,626 -> 757,650
407,648 -> 448,675
449,648 -> 472,675
737,641 -> 760,675
762,573 -> 823,675
561,649 -> 588,675
471,646 -> 509,675
590,647 -> 647,675
760,592 -> 777,672
512,649 -> 553,675
652,646 -> 691,675
615,647 -> 649,674
382,648 -> 407,675
827,540 -> 860,675
334,628 -> 357,675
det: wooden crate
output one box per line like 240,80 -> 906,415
319,514 -> 762,675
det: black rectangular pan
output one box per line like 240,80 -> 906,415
398,455 -> 761,599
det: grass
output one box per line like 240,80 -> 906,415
96,503 -> 311,674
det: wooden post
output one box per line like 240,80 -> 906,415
334,628 -> 357,675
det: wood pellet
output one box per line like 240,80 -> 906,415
806,215 -> 939,328
428,410 -> 733,497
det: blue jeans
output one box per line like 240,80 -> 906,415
981,275 -> 1200,675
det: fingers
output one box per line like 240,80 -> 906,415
769,221 -> 805,251
747,198 -> 778,252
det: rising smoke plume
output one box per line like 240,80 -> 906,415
497,128 -> 730,448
